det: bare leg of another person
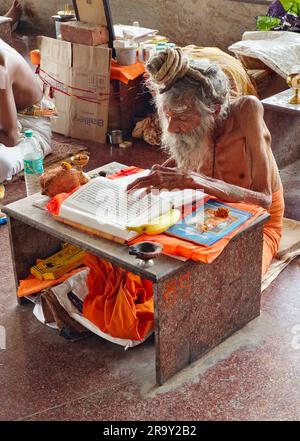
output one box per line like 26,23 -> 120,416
4,0 -> 23,30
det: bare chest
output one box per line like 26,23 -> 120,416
199,134 -> 252,188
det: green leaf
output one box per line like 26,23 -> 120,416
256,16 -> 281,31
280,0 -> 300,15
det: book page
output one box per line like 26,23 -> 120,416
60,177 -> 172,229
116,171 -> 208,209
159,189 -> 208,209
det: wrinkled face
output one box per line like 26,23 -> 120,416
157,93 -> 216,172
161,93 -> 204,134
163,103 -> 201,135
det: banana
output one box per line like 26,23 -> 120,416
127,208 -> 181,235
0,184 -> 5,201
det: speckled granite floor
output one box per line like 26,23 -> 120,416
0,29 -> 300,422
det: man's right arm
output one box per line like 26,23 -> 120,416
0,66 -> 20,147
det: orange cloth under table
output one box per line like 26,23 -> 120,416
83,254 -> 154,341
18,267 -> 85,298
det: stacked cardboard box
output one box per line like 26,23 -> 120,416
40,0 -> 111,143
40,37 -> 111,143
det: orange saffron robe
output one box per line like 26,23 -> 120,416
82,254 -> 154,341
262,188 -> 284,276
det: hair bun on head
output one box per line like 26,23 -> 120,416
146,51 -> 167,76
146,47 -> 190,93
146,48 -> 228,106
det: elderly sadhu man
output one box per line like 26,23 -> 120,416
127,48 -> 284,276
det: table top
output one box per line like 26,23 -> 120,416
3,162 -> 269,283
261,88 -> 300,115
4,191 -> 189,283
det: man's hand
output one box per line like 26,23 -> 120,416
127,164 -> 196,193
161,157 -> 177,168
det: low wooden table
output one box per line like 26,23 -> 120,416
3,163 -> 269,385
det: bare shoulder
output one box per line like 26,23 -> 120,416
230,95 -> 266,136
231,95 -> 264,117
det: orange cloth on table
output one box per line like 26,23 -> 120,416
130,201 -> 267,264
110,59 -> 145,84
18,267 -> 86,298
83,253 -> 154,341
107,166 -> 144,180
262,188 -> 284,277
46,187 -> 79,216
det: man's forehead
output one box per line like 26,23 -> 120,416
163,99 -> 196,114
162,92 -> 196,112
163,104 -> 189,113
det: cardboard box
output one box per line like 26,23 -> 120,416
60,21 -> 109,46
40,36 -> 111,143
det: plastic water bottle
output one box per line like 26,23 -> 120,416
22,129 -> 44,196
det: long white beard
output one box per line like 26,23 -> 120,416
160,112 -> 215,174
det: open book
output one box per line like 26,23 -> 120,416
57,175 -> 170,243
55,170 -> 207,244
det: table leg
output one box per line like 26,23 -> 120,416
154,223 -> 263,385
7,217 -> 62,304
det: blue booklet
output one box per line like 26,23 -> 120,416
0,213 -> 7,226
166,200 -> 253,247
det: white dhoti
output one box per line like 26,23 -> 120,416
0,99 -> 53,183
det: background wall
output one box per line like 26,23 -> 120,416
0,0 -> 66,33
110,0 -> 268,51
0,0 -> 268,50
